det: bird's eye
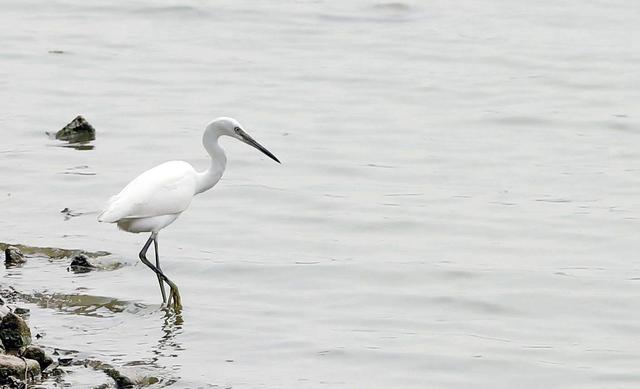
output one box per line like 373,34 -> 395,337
233,127 -> 241,134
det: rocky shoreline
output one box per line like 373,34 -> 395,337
0,296 -> 59,388
1,244 -> 155,388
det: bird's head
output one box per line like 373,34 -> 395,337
204,117 -> 280,163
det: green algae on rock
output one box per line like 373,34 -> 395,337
0,242 -> 109,261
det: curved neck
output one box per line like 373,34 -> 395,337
196,130 -> 227,194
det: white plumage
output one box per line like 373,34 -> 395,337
98,161 -> 198,232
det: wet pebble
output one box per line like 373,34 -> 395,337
68,255 -> 96,273
4,247 -> 25,267
57,357 -> 73,366
23,346 -> 53,370
12,308 -> 28,316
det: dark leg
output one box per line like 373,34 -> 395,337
153,234 -> 167,304
139,234 -> 182,310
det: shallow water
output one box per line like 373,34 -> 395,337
1,0 -> 639,387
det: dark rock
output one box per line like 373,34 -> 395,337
57,357 -> 73,366
12,308 -> 28,316
54,115 -> 96,143
4,247 -> 25,267
0,355 -> 40,383
0,375 -> 24,389
23,346 -> 53,370
0,313 -> 31,352
69,254 -> 96,273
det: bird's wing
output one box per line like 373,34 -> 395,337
98,161 -> 198,223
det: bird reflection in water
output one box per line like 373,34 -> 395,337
153,308 -> 185,359
125,308 -> 185,385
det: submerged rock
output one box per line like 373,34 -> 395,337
84,360 -> 135,388
0,355 -> 40,383
103,366 -> 135,388
54,115 -> 96,143
69,254 -> 96,273
4,247 -> 25,267
23,346 -> 53,370
57,356 -> 73,366
0,313 -> 31,352
0,242 -> 109,261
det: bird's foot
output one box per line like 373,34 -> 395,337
169,286 -> 182,311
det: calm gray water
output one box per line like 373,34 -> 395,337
1,0 -> 639,387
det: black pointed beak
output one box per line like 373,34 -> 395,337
239,130 -> 281,164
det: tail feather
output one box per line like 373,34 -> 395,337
97,211 -> 112,223
97,195 -> 122,223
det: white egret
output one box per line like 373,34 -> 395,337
98,117 -> 280,310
